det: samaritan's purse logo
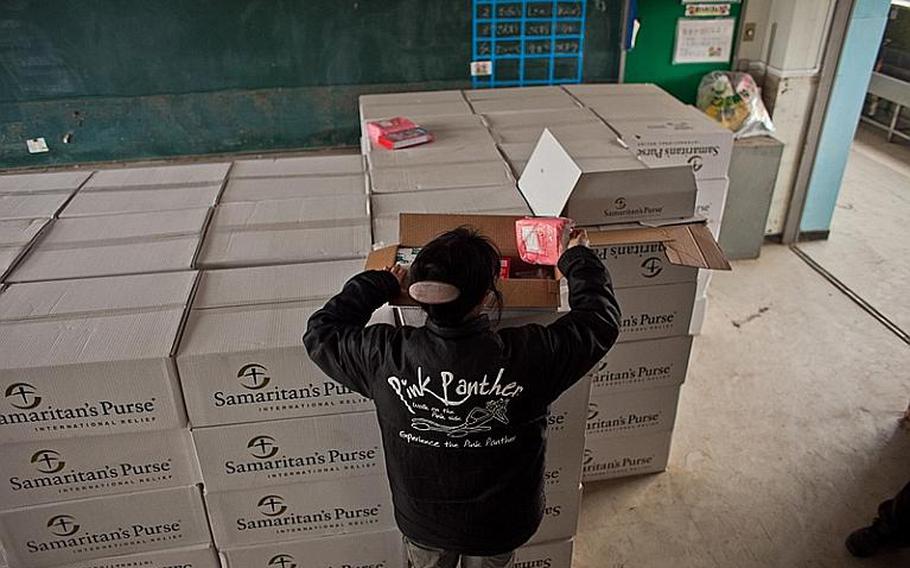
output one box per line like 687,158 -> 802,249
31,449 -> 65,474
687,154 -> 704,172
269,554 -> 297,568
640,257 -> 663,278
257,495 -> 287,517
238,363 -> 270,390
613,197 -> 628,211
248,435 -> 279,459
47,514 -> 80,537
5,382 -> 41,409
587,403 -> 599,421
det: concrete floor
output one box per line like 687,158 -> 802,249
575,127 -> 910,567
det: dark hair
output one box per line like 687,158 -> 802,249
410,227 -> 504,326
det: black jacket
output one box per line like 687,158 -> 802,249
304,246 -> 621,555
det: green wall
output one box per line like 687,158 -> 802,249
0,0 -> 623,169
624,0 -> 741,103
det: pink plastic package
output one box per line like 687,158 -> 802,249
515,217 -> 574,266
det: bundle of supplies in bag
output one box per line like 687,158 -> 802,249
366,117 -> 434,150
515,217 -> 574,266
696,71 -> 775,138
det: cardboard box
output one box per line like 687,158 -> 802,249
586,385 -> 680,439
53,544 -> 220,568
562,83 -> 672,98
0,486 -> 211,568
690,296 -> 709,336
696,269 -> 713,298
85,163 -> 230,190
588,336 -> 692,395
365,116 -> 501,168
192,411 -> 383,492
544,377 -> 590,493
221,529 -> 403,568
8,209 -> 210,283
0,172 -> 91,195
0,429 -> 201,509
527,484 -> 582,546
222,174 -> 367,202
370,185 -> 531,244
60,185 -> 222,217
230,154 -> 363,178
367,214 -> 560,309
205,475 -> 395,548
518,129 -> 698,225
0,272 -> 196,443
696,177 -> 730,238
369,160 -> 517,194
469,96 -> 581,115
583,430 -> 673,482
492,122 -> 628,147
614,282 -> 697,342
606,114 -> 733,181
361,90 -> 466,106
589,222 -> 728,289
359,100 -> 474,121
177,259 -> 373,427
584,95 -> 692,121
197,195 -> 371,268
515,538 -> 574,568
0,218 -> 51,282
465,86 -> 572,101
0,194 -> 71,221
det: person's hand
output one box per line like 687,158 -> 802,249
385,264 -> 408,293
568,229 -> 590,249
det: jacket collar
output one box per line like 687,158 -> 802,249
425,314 -> 492,338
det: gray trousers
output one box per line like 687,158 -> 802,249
404,537 -> 515,568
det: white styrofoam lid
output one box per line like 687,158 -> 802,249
194,259 -> 362,309
0,308 -> 186,367
40,208 -> 209,245
517,129 -> 583,217
0,271 -> 197,321
231,154 -> 363,178
0,218 -> 49,246
0,171 -> 92,194
86,163 -> 230,189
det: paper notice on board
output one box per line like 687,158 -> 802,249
673,18 -> 735,64
685,4 -> 732,17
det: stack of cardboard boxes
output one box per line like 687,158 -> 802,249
0,163 -> 232,568
563,84 -> 734,334
0,172 -> 91,283
359,92 -> 529,244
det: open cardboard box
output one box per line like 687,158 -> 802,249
367,213 -> 730,310
518,129 -> 698,225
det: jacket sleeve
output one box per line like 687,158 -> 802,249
303,270 -> 400,399
525,246 -> 621,403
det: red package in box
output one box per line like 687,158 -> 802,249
367,117 -> 434,150
515,217 -> 574,266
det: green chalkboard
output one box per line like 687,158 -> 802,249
624,0 -> 741,103
0,0 -> 623,169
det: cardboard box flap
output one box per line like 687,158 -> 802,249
0,171 -> 92,194
0,271 -> 197,321
179,301 -> 325,355
222,174 -> 366,202
86,163 -> 230,190
589,222 -> 730,270
40,208 -> 210,247
231,154 -> 363,178
0,308 -> 187,369
193,259 -> 362,309
62,185 -> 221,217
517,129 -> 584,217
0,193 -> 71,220
209,196 -> 368,232
0,217 -> 50,247
10,238 -> 201,283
